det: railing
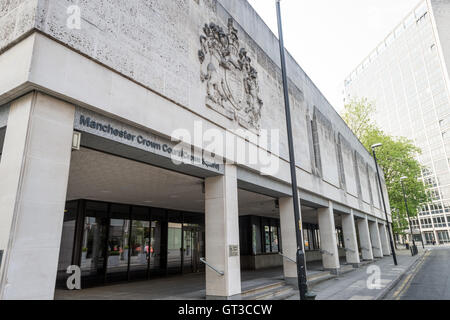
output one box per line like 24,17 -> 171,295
200,258 -> 224,276
279,252 -> 296,264
320,249 -> 334,256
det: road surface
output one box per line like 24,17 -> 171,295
387,246 -> 450,300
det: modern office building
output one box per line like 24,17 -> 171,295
344,0 -> 450,245
1,0 -> 392,300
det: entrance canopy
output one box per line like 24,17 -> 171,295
67,148 -> 278,216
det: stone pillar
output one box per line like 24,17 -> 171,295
357,216 -> 374,261
342,210 -> 360,267
379,223 -> 391,256
369,220 -> 383,258
279,197 -> 302,287
0,93 -> 75,300
434,230 -> 440,245
205,164 -> 241,299
318,202 -> 340,274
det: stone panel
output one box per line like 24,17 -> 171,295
357,154 -> 371,204
341,136 -> 358,197
0,0 -> 37,52
315,109 -> 339,187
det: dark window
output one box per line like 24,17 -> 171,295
303,223 -> 320,251
56,201 -> 78,281
311,118 -> 322,176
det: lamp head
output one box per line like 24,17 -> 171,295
371,143 -> 382,150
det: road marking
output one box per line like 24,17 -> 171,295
392,251 -> 431,300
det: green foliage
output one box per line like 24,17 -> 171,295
341,98 -> 377,140
341,99 -> 430,235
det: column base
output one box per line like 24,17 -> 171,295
285,277 -> 299,289
324,268 -> 340,275
351,263 -> 361,268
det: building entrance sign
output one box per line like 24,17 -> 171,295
74,107 -> 223,175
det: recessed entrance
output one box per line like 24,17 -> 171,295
57,147 -> 209,288
57,200 -> 206,288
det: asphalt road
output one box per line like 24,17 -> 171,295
388,246 -> 450,300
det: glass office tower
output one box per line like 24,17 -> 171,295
344,0 -> 450,244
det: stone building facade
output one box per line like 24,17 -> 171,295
0,0 -> 392,300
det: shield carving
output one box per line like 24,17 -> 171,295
224,67 -> 245,112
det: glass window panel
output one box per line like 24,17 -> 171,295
271,226 -> 279,253
56,201 -> 78,283
150,220 -> 163,271
251,218 -> 262,255
182,225 -> 202,273
167,222 -> 182,273
129,219 -> 150,279
106,218 -> 130,280
80,203 -> 108,281
303,229 -> 310,251
264,225 -> 271,253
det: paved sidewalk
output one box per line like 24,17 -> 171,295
288,248 -> 426,300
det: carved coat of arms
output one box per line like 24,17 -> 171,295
198,18 -> 263,132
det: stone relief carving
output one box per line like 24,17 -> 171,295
198,18 -> 263,132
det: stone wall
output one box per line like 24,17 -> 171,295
0,0 -> 37,51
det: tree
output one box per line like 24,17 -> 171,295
341,99 -> 429,236
341,98 -> 377,142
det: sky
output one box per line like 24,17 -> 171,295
247,0 -> 420,112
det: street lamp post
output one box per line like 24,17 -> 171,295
417,216 -> 426,249
400,177 -> 419,256
275,0 -> 310,300
371,143 -> 398,265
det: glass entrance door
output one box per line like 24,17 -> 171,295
167,223 -> 183,273
80,202 -> 109,285
182,227 -> 201,273
67,201 -> 206,286
424,231 -> 435,244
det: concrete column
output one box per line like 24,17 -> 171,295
434,230 -> 440,245
357,216 -> 374,261
318,202 -> 340,274
379,223 -> 391,256
279,197 -> 302,287
342,210 -> 360,267
205,164 -> 241,299
0,93 -> 75,300
369,220 -> 383,258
